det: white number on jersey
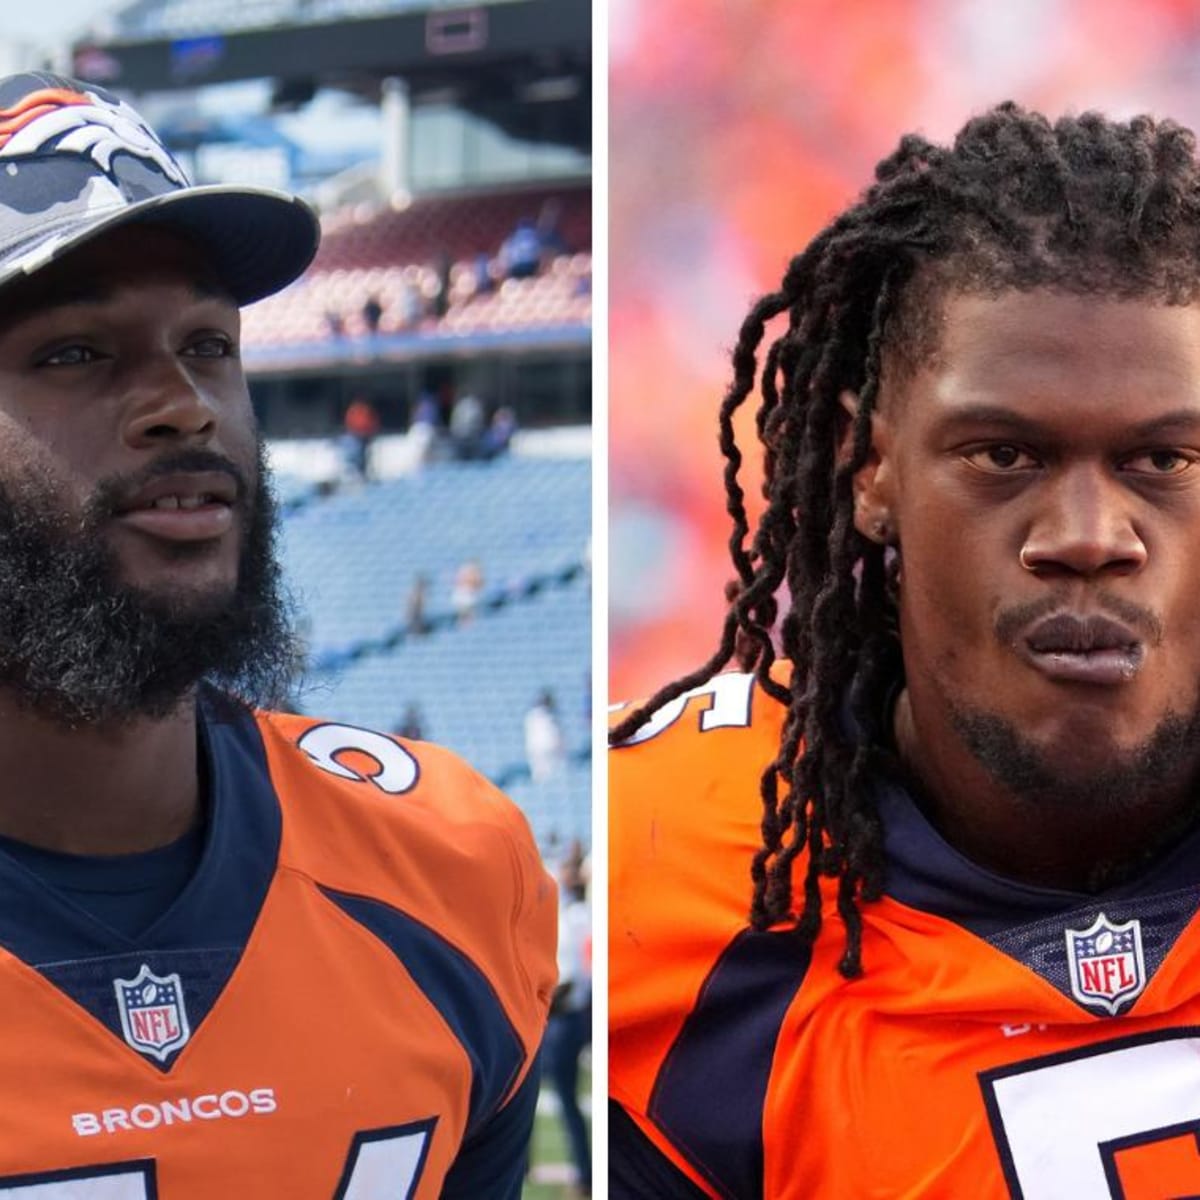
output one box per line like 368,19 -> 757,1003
610,672 -> 756,746
298,724 -> 420,795
982,1029 -> 1200,1197
0,1163 -> 152,1198
0,1122 -> 433,1198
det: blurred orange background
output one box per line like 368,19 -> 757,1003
609,0 -> 1200,701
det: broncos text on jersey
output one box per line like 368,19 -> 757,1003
0,687 -> 556,1198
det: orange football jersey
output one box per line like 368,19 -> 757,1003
0,688 -> 556,1198
611,669 -> 1200,1199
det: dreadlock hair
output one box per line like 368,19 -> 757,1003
609,101 -> 1200,979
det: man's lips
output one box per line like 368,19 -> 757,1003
1018,613 -> 1145,685
113,471 -> 238,543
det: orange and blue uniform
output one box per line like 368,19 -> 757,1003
610,669 -> 1200,1199
0,687 -> 556,1198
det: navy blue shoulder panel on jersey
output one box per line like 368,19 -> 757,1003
318,885 -> 526,1137
0,687 -> 282,1071
610,1100 -> 715,1199
646,927 -> 812,1200
440,1054 -> 542,1198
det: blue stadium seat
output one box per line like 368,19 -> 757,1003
280,456 -> 591,849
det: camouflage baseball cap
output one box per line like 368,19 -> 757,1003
0,72 -> 319,305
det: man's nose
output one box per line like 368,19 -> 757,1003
120,356 -> 218,448
1019,464 -> 1147,577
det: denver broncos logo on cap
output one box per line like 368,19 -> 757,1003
0,86 -> 187,187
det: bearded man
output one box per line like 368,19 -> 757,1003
0,72 -> 554,1199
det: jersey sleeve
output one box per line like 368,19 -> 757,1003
462,756 -> 561,1099
440,1055 -> 543,1198
254,711 -> 559,1153
609,1100 -> 717,1199
609,669 -> 789,1192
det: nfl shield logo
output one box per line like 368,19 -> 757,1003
114,964 -> 191,1061
1064,912 -> 1146,1016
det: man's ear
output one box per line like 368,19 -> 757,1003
839,390 -> 896,545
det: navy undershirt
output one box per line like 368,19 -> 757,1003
0,822 -> 206,940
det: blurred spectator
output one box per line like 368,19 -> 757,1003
400,281 -> 423,328
362,293 -> 383,335
341,395 -> 380,481
451,558 -> 485,624
412,390 -> 440,427
473,251 -> 495,295
537,196 -> 568,258
524,689 -> 566,782
404,574 -> 430,636
408,389 -> 443,467
499,217 -> 542,280
324,309 -> 345,339
450,392 -> 486,460
394,704 -> 425,741
431,251 -> 452,318
480,405 -> 518,460
546,849 -> 592,1197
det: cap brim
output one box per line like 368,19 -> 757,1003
0,184 -> 320,306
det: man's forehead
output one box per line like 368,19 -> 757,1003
14,277 -> 232,313
0,227 -> 235,324
882,287 -> 1200,397
934,289 -> 1200,364
878,288 -> 1200,439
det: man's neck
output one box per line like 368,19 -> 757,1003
892,688 -> 1200,893
0,692 -> 202,856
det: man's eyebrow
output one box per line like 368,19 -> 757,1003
932,405 -> 1047,434
1128,409 -> 1200,438
933,404 -> 1200,438
8,278 -> 235,321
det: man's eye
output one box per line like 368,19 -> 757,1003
39,344 -> 100,367
184,335 -> 235,359
1123,449 -> 1195,476
964,444 -> 1036,472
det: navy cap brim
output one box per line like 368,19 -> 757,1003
0,183 -> 320,306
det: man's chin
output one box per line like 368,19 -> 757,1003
951,701 -> 1200,812
132,583 -> 241,624
113,549 -> 241,609
114,542 -> 241,598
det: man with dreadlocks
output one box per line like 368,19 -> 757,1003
610,101 -> 1200,1199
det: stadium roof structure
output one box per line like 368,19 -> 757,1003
71,0 -> 590,152
107,0 -> 537,39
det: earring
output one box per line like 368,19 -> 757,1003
871,517 -> 891,544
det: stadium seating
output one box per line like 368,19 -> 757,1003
315,183 -> 590,270
242,183 -> 591,352
279,455 -> 590,850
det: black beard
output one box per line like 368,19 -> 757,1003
0,443 -> 300,727
949,702 -> 1200,816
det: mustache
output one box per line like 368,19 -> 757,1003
994,591 -> 1164,647
85,449 -> 249,520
